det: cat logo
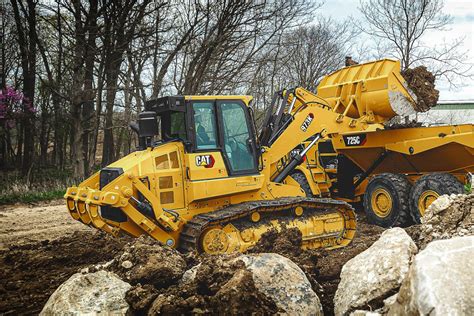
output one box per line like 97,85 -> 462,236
195,155 -> 215,168
300,113 -> 314,132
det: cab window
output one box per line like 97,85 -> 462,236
193,102 -> 218,150
218,102 -> 256,173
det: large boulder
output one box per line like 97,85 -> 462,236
240,253 -> 323,315
419,194 -> 473,248
40,270 -> 131,315
334,228 -> 418,316
389,236 -> 474,315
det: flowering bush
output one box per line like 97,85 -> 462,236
0,86 -> 36,128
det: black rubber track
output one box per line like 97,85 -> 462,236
409,173 -> 464,224
363,173 -> 412,228
290,172 -> 314,197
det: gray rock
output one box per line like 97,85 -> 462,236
40,270 -> 131,315
389,236 -> 474,316
180,263 -> 201,284
334,228 -> 418,316
240,253 -> 323,316
419,194 -> 473,248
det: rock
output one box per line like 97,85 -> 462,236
180,263 -> 201,284
334,228 -> 418,316
240,253 -> 323,315
350,311 -> 382,316
40,270 -> 131,315
419,194 -> 473,248
388,236 -> 474,316
121,260 -> 133,269
111,236 -> 186,288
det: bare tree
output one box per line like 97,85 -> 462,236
280,18 -> 358,91
10,0 -> 37,176
358,0 -> 472,85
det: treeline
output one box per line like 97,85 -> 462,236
1,0 -> 356,179
1,0 -> 468,182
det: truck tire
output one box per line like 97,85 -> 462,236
290,172 -> 313,197
363,173 -> 412,227
409,173 -> 464,224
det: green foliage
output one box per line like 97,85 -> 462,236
0,189 -> 65,205
465,183 -> 472,194
0,168 -> 76,205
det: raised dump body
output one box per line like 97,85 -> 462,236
316,59 -> 417,123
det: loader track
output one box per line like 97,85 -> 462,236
178,197 -> 356,253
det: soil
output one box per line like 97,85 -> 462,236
0,201 -> 391,315
401,66 -> 439,112
128,254 -> 281,315
0,202 -> 129,315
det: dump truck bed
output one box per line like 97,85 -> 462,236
332,124 -> 474,175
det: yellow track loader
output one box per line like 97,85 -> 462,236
65,59 -> 427,254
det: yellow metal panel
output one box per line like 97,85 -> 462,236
186,152 -> 229,180
317,59 -> 417,122
187,174 -> 264,202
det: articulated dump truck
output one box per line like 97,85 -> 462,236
262,59 -> 474,228
65,59 -> 473,254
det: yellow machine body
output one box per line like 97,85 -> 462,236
65,58 -> 472,252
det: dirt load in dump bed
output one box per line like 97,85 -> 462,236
401,66 -> 439,112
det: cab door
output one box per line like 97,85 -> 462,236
216,100 -> 258,175
185,99 -> 262,202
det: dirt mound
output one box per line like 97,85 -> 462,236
419,194 -> 473,248
0,230 -> 127,314
128,254 -> 280,315
110,236 -> 187,288
401,66 -> 439,112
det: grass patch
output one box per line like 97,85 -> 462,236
0,168 -> 78,205
0,189 -> 65,205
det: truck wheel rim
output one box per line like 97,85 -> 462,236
371,188 -> 393,218
418,190 -> 439,216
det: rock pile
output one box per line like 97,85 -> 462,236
419,193 -> 473,248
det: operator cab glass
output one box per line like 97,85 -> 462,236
218,101 -> 257,173
192,102 -> 218,150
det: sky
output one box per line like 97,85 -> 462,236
319,0 -> 474,101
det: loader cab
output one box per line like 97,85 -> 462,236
144,96 -> 259,176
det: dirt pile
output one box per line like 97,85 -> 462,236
110,236 -> 187,288
125,252 -> 280,315
418,194 -> 473,248
0,230 -> 127,314
401,66 -> 439,112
